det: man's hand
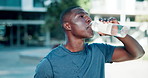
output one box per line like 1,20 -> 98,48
98,17 -> 145,62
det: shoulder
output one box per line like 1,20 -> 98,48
88,43 -> 109,48
34,58 -> 53,78
45,45 -> 68,60
88,43 -> 116,51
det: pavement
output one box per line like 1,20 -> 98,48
0,47 -> 51,78
105,60 -> 148,78
0,45 -> 148,78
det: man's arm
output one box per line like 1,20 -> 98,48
112,34 -> 145,62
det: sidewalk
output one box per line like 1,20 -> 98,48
106,60 -> 148,78
19,47 -> 51,60
0,46 -> 51,60
0,46 -> 51,78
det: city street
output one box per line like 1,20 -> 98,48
0,0 -> 148,78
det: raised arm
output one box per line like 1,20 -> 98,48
99,17 -> 145,62
112,35 -> 145,62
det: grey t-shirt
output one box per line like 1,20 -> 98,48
34,43 -> 115,78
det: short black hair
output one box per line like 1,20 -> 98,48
60,6 -> 80,26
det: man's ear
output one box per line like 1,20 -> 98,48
63,22 -> 71,31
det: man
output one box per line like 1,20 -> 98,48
34,6 -> 145,78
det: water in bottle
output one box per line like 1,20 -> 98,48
91,20 -> 129,38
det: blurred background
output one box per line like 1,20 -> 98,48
0,0 -> 147,78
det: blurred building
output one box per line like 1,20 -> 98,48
91,0 -> 148,25
0,0 -> 147,47
0,0 -> 47,47
90,0 -> 148,44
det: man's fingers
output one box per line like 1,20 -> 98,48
98,32 -> 107,36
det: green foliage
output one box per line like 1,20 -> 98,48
77,0 -> 91,11
135,15 -> 148,22
44,0 -> 91,40
136,0 -> 144,1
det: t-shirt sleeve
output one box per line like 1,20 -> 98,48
34,58 -> 53,78
93,43 -> 116,63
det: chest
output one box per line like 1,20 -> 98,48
50,49 -> 105,78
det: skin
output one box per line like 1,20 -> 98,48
62,7 -> 145,62
109,19 -> 119,36
111,25 -> 118,36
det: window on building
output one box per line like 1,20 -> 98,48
136,0 -> 144,1
0,0 -> 21,7
34,0 -> 44,7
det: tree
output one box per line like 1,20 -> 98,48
136,15 -> 148,22
44,0 -> 91,40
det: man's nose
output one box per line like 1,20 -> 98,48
85,16 -> 92,24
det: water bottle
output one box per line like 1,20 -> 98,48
91,20 -> 129,38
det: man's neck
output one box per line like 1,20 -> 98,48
64,38 -> 85,52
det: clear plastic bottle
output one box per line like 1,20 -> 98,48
91,21 -> 129,38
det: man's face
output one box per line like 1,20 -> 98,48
68,8 -> 94,38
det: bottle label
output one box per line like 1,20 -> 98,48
91,21 -> 129,38
91,21 -> 111,34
